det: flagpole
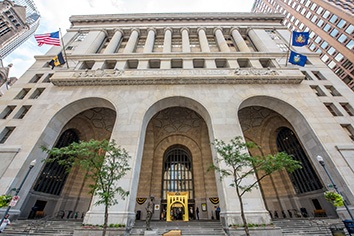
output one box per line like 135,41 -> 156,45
285,31 -> 292,67
59,28 -> 69,69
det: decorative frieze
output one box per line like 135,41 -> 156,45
51,68 -> 302,86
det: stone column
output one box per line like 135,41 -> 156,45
72,30 -> 106,55
180,28 -> 193,69
143,28 -> 156,53
123,28 -> 140,53
247,28 -> 268,52
181,27 -> 191,53
198,28 -> 216,68
103,29 -> 123,54
161,28 -> 172,69
231,28 -> 250,52
163,27 -> 172,53
214,28 -> 230,52
198,28 -> 210,52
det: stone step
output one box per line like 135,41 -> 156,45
130,220 -> 226,236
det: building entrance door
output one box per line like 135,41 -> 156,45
166,192 -> 189,221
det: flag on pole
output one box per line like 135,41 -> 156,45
288,51 -> 307,66
49,52 -> 66,69
292,31 -> 309,47
34,31 -> 61,46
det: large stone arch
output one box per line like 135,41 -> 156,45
133,97 -> 219,221
238,96 -> 337,218
20,97 -> 117,219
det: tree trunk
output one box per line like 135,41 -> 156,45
102,204 -> 109,236
237,187 -> 250,236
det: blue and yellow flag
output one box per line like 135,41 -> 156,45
292,31 -> 309,47
289,51 -> 307,67
49,52 -> 65,69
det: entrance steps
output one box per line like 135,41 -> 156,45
1,219 -> 82,235
130,220 -> 227,236
272,218 -> 349,235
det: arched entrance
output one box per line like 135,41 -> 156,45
135,106 -> 218,221
238,105 -> 336,218
26,107 -> 116,219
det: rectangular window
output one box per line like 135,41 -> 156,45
338,34 -> 347,43
126,60 -> 138,69
341,124 -> 354,141
29,74 -> 43,83
29,88 -> 45,99
80,61 -> 94,70
14,106 -> 31,119
149,59 -> 161,69
345,25 -> 354,35
340,103 -> 354,116
237,59 -> 251,68
323,10 -> 330,19
0,127 -> 15,144
193,59 -> 205,68
301,71 -> 313,80
323,24 -> 331,32
324,103 -> 342,116
337,19 -> 346,28
259,59 -> 275,68
312,71 -> 326,80
42,73 -> 54,83
310,85 -> 325,96
324,85 -> 341,96
215,59 -> 229,68
330,29 -> 339,38
0,106 -> 16,119
335,53 -> 344,62
329,15 -> 338,23
15,88 -> 30,99
171,59 -> 183,68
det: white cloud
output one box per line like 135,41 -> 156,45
3,0 -> 254,78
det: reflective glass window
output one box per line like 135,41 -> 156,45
338,34 -> 347,43
323,10 -> 330,18
329,14 -> 338,23
330,28 -> 339,38
316,7 -> 323,14
345,25 -> 354,34
337,19 -> 346,28
323,24 -> 331,32
335,53 -> 343,62
321,41 -> 328,49
346,40 -> 354,50
327,47 -> 335,55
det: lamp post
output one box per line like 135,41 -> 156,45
317,155 -> 354,220
0,159 -> 36,225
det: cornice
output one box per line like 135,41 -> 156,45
69,12 -> 285,26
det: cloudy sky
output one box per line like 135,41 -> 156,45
3,0 -> 254,78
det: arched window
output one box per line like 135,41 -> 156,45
162,145 -> 194,200
276,127 -> 322,194
33,129 -> 79,195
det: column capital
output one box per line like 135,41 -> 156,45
246,27 -> 254,35
131,28 -> 140,34
147,28 -> 157,34
164,27 -> 173,33
180,27 -> 189,34
197,27 -> 206,34
113,28 -> 124,35
213,27 -> 223,35
230,27 -> 240,33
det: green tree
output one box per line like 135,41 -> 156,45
42,139 -> 131,236
210,136 -> 301,236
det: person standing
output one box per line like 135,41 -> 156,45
145,197 -> 154,230
0,214 -> 11,233
196,207 -> 200,220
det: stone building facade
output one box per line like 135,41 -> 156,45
0,12 -> 354,229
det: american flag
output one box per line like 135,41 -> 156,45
34,31 -> 61,46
